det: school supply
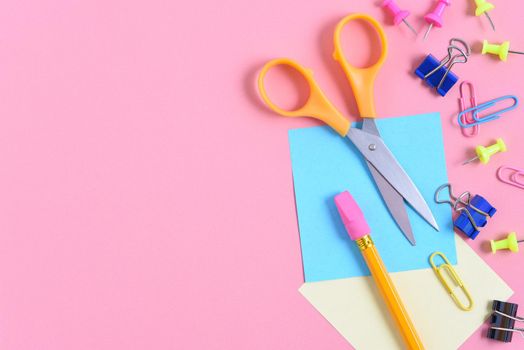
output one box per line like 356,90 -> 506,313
490,232 -> 523,253
423,0 -> 451,40
497,166 -> 524,189
288,113 -> 456,282
258,14 -> 438,246
335,191 -> 424,350
474,0 -> 495,31
457,95 -> 519,128
415,38 -> 470,96
429,252 -> 473,311
488,300 -> 523,342
299,237 -> 513,350
381,0 -> 417,35
435,183 -> 496,239
490,327 -> 524,341
458,81 -> 478,137
482,40 -> 524,61
462,138 -> 506,165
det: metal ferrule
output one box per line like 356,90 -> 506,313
355,235 -> 374,251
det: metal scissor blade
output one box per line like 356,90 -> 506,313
367,161 -> 416,245
361,118 -> 415,245
346,128 -> 440,231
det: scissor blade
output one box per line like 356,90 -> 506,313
360,119 -> 415,244
346,128 -> 439,231
367,162 -> 416,245
360,119 -> 416,244
366,162 -> 416,245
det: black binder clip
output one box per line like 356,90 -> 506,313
488,300 -> 524,342
415,38 -> 471,96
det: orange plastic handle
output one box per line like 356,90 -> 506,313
257,58 -> 350,136
333,13 -> 388,118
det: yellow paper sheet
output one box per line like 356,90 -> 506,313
299,237 -> 513,350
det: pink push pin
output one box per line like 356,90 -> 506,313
423,0 -> 451,41
458,81 -> 479,137
381,0 -> 417,35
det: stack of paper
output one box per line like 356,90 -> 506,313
299,237 -> 512,349
288,113 -> 512,349
288,113 -> 456,282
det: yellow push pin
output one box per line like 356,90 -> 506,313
490,232 -> 524,253
482,40 -> 524,62
462,138 -> 507,165
474,0 -> 495,31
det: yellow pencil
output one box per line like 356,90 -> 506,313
335,191 -> 425,350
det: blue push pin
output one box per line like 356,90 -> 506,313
415,39 -> 470,96
435,184 -> 496,239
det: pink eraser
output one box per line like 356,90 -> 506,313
334,191 -> 371,241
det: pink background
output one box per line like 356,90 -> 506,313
0,0 -> 522,349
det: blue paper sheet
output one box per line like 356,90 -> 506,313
289,113 -> 456,282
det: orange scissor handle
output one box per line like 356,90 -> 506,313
257,58 -> 350,136
333,13 -> 388,118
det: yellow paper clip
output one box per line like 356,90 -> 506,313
429,252 -> 474,311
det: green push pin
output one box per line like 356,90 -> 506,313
474,0 -> 495,31
462,138 -> 507,165
482,40 -> 524,62
490,232 -> 524,253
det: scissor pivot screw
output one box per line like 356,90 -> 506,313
369,144 -> 377,151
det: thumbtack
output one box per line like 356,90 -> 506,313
381,0 -> 417,35
474,0 -> 496,31
462,138 -> 507,165
423,0 -> 451,41
482,41 -> 524,62
490,232 -> 524,253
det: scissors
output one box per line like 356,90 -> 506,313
257,13 -> 439,245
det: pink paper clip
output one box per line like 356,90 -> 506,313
458,81 -> 478,137
497,166 -> 524,189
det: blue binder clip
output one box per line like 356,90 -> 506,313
453,194 -> 496,239
415,38 -> 470,96
435,183 -> 496,239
